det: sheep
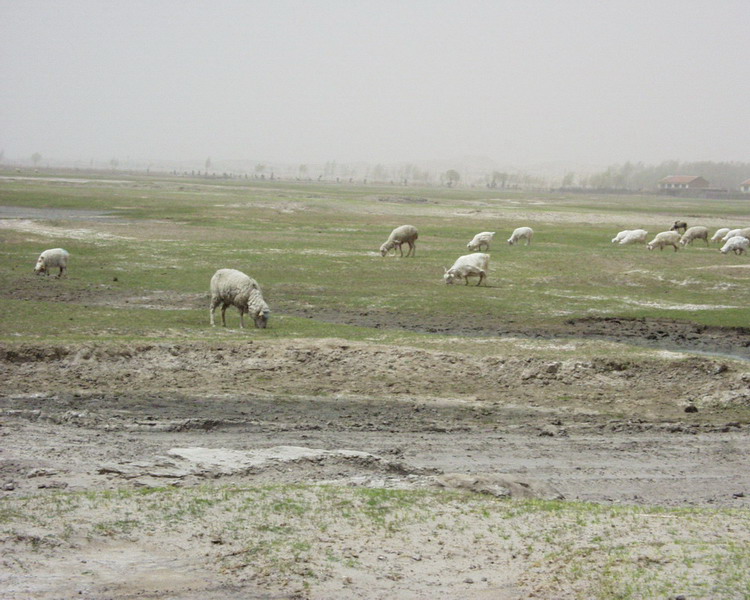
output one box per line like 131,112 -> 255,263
710,228 -> 731,244
507,226 -> 533,246
679,226 -> 709,247
467,231 -> 495,252
443,253 -> 490,286
670,220 -> 688,234
618,229 -> 648,245
611,230 -> 632,243
646,231 -> 681,251
380,225 -> 418,257
209,268 -> 270,329
34,248 -> 69,277
720,228 -> 750,243
720,236 -> 749,255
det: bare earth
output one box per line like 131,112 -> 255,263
1,331 -> 749,598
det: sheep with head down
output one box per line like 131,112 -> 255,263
618,229 -> 648,245
647,231 -> 681,251
720,236 -> 749,255
209,268 -> 270,329
34,248 -> 70,277
711,228 -> 731,244
507,226 -> 533,246
443,252 -> 490,286
679,226 -> 709,247
380,225 -> 418,257
467,231 -> 495,252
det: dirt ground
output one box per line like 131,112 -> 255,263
1,329 -> 750,598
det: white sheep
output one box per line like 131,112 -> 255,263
720,236 -> 749,255
679,226 -> 709,247
611,230 -> 631,243
380,225 -> 418,257
209,268 -> 270,329
720,228 -> 746,243
710,228 -> 731,244
443,253 -> 490,286
467,231 -> 495,252
646,231 -> 681,251
507,226 -> 533,246
34,248 -> 70,277
618,229 -> 648,245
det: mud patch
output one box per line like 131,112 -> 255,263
280,304 -> 750,360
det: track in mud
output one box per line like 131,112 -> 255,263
2,340 -> 749,508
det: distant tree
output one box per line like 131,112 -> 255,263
0,150 -> 4,163
205,157 -> 212,171
561,172 -> 576,187
371,164 -> 388,182
31,152 -> 42,167
255,164 -> 266,176
298,164 -> 308,178
110,158 -> 119,170
490,171 -> 508,188
444,169 -> 460,187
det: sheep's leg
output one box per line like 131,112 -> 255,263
220,304 -> 228,327
397,243 -> 404,257
209,297 -> 220,326
476,270 -> 485,286
239,308 -> 245,329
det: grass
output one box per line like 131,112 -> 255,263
1,483 -> 749,598
2,173 -> 749,347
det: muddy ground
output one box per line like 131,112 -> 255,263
2,335 -> 749,507
1,334 -> 750,599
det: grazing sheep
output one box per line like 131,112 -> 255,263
679,226 -> 709,246
711,228 -> 731,244
720,228 -> 746,243
611,230 -> 632,243
209,268 -> 270,329
380,225 -> 418,257
467,231 -> 496,252
720,236 -> 749,255
618,229 -> 648,245
34,248 -> 69,277
647,231 -> 681,251
670,220 -> 688,234
507,226 -> 534,246
443,253 -> 490,286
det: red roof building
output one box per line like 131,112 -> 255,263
740,179 -> 750,193
658,176 -> 710,190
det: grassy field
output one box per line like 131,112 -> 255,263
1,171 -> 749,345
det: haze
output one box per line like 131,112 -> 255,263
1,0 -> 748,169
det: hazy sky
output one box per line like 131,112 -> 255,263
1,0 -> 748,167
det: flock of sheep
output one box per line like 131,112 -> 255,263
30,217 -> 747,330
612,221 -> 750,255
378,224 -> 534,287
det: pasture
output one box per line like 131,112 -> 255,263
1,172 -> 749,599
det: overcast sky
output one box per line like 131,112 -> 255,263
1,0 -> 748,167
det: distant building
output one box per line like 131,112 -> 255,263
658,175 -> 710,191
740,179 -> 750,193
